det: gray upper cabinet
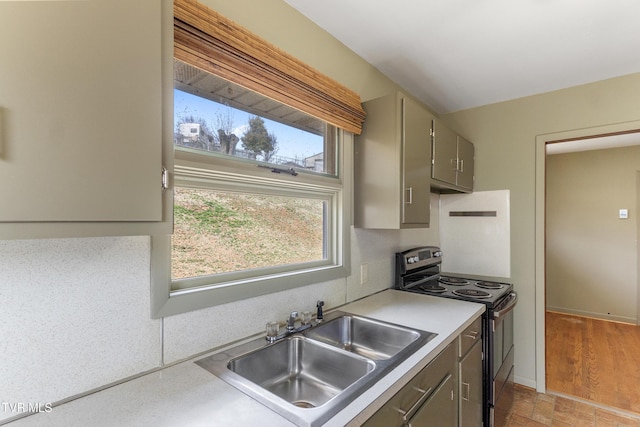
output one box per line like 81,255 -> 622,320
0,0 -> 172,238
431,119 -> 458,186
431,119 -> 475,193
456,136 -> 475,191
355,92 -> 433,229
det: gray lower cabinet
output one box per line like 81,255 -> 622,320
459,334 -> 483,426
459,317 -> 483,427
363,316 -> 484,427
363,342 -> 457,427
408,372 -> 456,426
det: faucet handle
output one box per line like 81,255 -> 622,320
286,311 -> 299,331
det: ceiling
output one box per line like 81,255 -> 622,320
284,0 -> 640,115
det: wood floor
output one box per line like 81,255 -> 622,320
545,311 -> 640,414
507,384 -> 640,427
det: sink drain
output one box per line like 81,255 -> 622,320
292,401 -> 316,409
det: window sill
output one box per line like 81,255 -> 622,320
151,259 -> 349,318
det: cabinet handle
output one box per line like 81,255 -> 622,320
462,382 -> 470,401
463,330 -> 479,340
405,187 -> 413,205
395,385 -> 433,421
161,166 -> 169,190
450,158 -> 457,170
459,159 -> 464,173
431,134 -> 436,166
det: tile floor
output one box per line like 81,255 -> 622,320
507,384 -> 640,427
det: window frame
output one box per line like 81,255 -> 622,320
151,130 -> 352,318
151,0 -> 362,318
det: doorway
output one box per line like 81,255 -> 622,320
535,125 -> 640,413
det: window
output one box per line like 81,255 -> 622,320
150,0 -> 363,317
172,59 -> 337,176
151,86 -> 351,315
172,188 -> 327,281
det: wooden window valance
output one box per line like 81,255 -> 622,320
174,0 -> 366,134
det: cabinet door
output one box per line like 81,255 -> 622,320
363,342 -> 455,427
0,0 -> 163,223
456,136 -> 475,191
460,341 -> 483,427
402,97 -> 431,225
459,317 -> 482,358
408,373 -> 457,427
431,119 -> 458,185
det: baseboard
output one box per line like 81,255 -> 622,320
546,306 -> 636,324
514,375 -> 536,390
546,390 -> 640,420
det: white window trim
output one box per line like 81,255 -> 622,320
150,132 -> 352,318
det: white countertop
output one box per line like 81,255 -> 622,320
7,290 -> 484,427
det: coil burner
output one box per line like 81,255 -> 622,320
453,288 -> 492,299
438,276 -> 470,286
418,283 -> 447,293
475,281 -> 505,290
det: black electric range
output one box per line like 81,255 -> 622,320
395,246 -> 517,427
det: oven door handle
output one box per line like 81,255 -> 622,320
493,292 -> 517,319
422,272 -> 441,283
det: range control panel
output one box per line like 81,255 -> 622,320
406,248 -> 442,264
397,246 -> 442,273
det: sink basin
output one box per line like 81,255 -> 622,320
228,336 -> 374,408
196,310 -> 437,427
304,314 -> 425,360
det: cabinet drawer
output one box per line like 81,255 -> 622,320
407,372 -> 456,427
459,316 -> 482,358
363,342 -> 455,427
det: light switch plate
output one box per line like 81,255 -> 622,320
360,263 -> 368,285
619,209 -> 629,219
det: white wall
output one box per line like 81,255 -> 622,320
1,200 -> 440,422
546,146 -> 639,323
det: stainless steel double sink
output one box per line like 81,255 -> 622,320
196,311 -> 437,426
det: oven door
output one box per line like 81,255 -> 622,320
491,291 -> 517,427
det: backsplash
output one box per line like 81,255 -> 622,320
0,237 -> 160,421
1,199 -> 440,423
162,279 -> 347,364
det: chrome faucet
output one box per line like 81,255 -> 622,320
266,309 -> 315,342
286,311 -> 299,332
